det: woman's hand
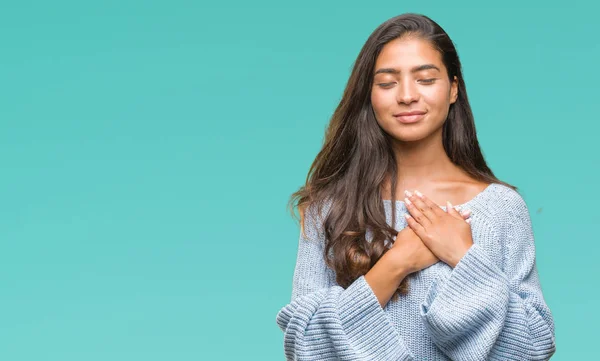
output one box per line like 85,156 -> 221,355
403,190 -> 474,268
388,204 -> 473,274
388,225 -> 440,276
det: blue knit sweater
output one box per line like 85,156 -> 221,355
276,183 -> 556,360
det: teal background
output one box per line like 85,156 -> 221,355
1,1 -> 597,359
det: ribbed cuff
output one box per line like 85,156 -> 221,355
420,243 -> 510,342
338,275 -> 414,361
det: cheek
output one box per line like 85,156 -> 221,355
371,90 -> 392,115
422,86 -> 450,109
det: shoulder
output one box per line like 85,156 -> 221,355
469,183 -> 531,231
490,183 -> 529,212
487,183 -> 533,235
298,198 -> 333,240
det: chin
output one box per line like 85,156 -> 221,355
383,124 -> 428,142
398,133 -> 428,142
394,121 -> 445,142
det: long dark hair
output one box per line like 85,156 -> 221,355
288,13 -> 516,301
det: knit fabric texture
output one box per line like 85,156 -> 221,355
276,183 -> 556,360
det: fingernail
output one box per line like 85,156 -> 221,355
447,201 -> 453,208
404,197 -> 412,206
404,213 -> 411,220
466,218 -> 471,224
404,190 -> 413,197
415,190 -> 423,198
462,209 -> 472,216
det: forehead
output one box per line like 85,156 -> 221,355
374,37 -> 444,71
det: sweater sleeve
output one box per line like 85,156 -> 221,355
275,202 -> 415,361
419,189 -> 556,361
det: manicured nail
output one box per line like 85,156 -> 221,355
404,213 -> 411,220
404,197 -> 412,206
462,209 -> 472,216
466,218 -> 471,224
447,201 -> 453,208
404,190 -> 413,197
415,190 -> 423,198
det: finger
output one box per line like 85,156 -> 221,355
414,190 -> 446,217
404,195 -> 431,227
454,205 -> 472,222
404,213 -> 427,238
406,190 -> 436,223
446,201 -> 471,223
445,201 -> 463,220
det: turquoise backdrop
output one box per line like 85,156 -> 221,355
1,0 -> 598,359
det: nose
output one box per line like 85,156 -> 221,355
396,78 -> 419,104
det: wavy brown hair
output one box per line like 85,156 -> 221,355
288,13 -> 516,301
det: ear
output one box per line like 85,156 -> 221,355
450,76 -> 458,104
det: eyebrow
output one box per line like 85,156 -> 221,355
374,64 -> 441,76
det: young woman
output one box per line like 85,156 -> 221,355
276,13 -> 556,361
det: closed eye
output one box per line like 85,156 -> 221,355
376,79 -> 437,88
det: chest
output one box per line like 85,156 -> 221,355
397,211 -> 505,281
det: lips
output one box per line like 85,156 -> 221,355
393,111 -> 426,124
393,111 -> 426,116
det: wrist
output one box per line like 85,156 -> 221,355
383,249 -> 411,282
449,243 -> 473,268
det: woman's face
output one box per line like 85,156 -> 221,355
370,36 -> 458,142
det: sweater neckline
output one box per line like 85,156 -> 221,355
382,182 -> 498,210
